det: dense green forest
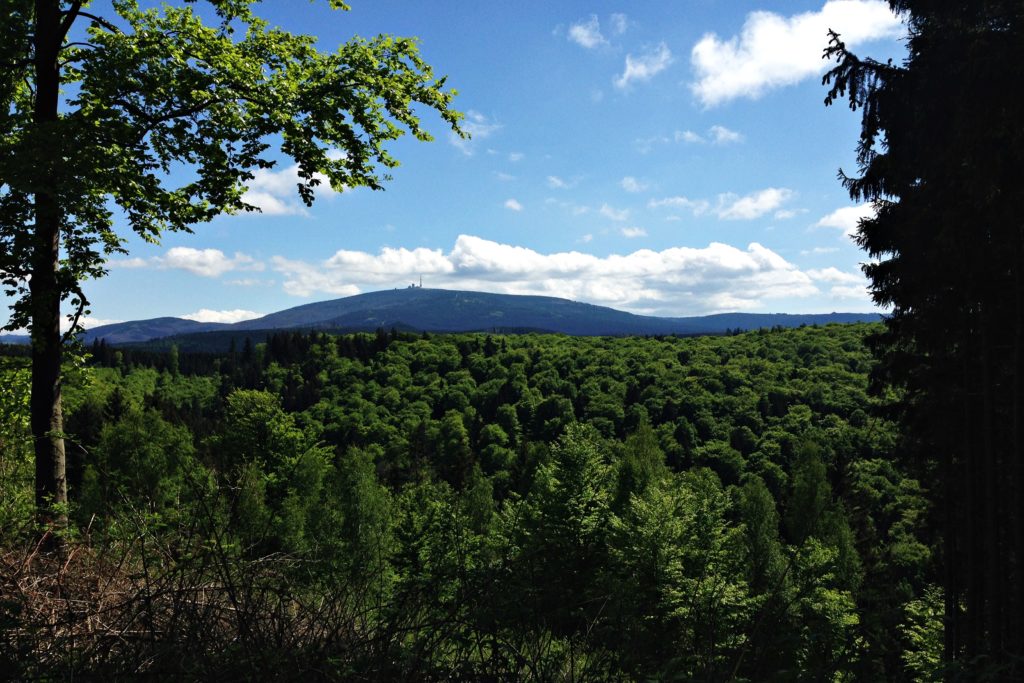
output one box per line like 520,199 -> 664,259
0,324 -> 941,679
4,0 -> 1022,678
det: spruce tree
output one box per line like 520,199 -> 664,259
824,2 -> 1024,673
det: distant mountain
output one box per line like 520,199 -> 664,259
0,333 -> 29,345
233,288 -> 681,335
0,317 -> 229,346
0,289 -> 882,348
80,317 -> 231,344
233,288 -> 880,336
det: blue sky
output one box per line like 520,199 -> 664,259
21,0 -> 910,328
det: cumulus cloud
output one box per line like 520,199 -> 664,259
816,204 -> 875,237
615,42 -> 673,89
504,198 -> 524,212
600,203 -> 630,221
158,247 -> 263,278
828,284 -> 872,300
807,266 -> 872,303
181,309 -> 263,324
547,175 -> 570,189
271,257 -> 363,297
568,15 -> 606,48
691,0 -> 904,107
621,226 -> 648,238
106,249 -> 264,277
241,162 -> 339,216
709,125 -> 744,144
107,257 -> 149,269
270,234 -> 822,316
677,125 -> 744,145
450,110 -> 502,155
621,176 -> 648,193
716,188 -> 794,220
648,196 -> 711,214
649,187 -> 793,220
272,245 -> 453,297
807,266 -> 863,284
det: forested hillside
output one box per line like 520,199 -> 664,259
0,324 -> 938,680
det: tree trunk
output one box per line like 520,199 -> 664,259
31,0 -> 67,529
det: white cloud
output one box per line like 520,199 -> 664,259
107,257 -> 149,269
495,172 -> 516,181
807,266 -> 863,284
56,315 -> 123,333
615,42 -> 673,89
504,198 -> 524,212
547,175 -> 570,189
568,15 -> 606,48
271,235 -> 821,315
649,187 -> 793,220
181,309 -> 263,324
806,267 -> 873,304
241,162 -> 339,216
829,283 -> 872,300
609,13 -> 628,35
679,126 -> 744,144
272,256 -> 363,297
158,247 -> 263,278
272,244 -> 456,297
621,226 -> 647,238
81,316 -> 122,330
641,125 -> 743,150
691,0 -> 903,107
241,192 -> 295,216
716,188 -> 793,220
107,248 -> 264,278
801,246 -> 840,255
600,203 -> 630,221
547,198 -> 592,216
621,176 -> 648,193
579,233 -> 594,243
226,278 -> 275,287
709,125 -> 743,144
450,110 -> 501,155
634,134 -> 673,153
816,204 -> 875,237
508,152 -> 524,162
648,196 -> 711,214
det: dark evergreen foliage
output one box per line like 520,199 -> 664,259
825,2 -> 1024,675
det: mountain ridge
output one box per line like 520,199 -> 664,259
1,288 -> 881,346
